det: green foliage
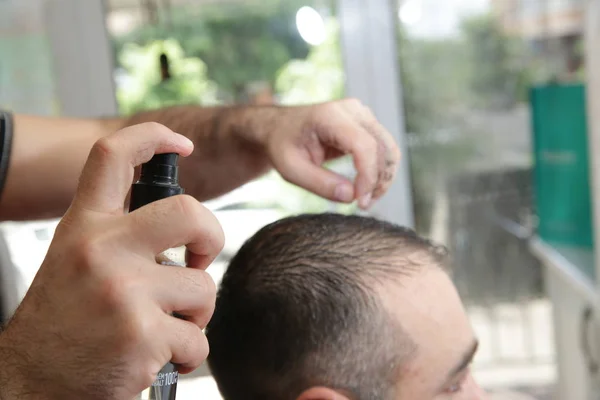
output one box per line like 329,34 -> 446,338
276,20 -> 344,105
461,14 -> 529,108
397,25 -> 471,233
193,13 -> 305,100
397,15 -> 534,233
398,26 -> 470,135
399,14 -> 533,128
116,39 -> 219,115
112,3 -> 310,101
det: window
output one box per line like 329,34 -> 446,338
397,0 -> 559,393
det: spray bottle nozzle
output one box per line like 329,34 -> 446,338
139,153 -> 180,185
129,152 -> 184,212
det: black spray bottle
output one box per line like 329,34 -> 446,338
130,153 -> 184,400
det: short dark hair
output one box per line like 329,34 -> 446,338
206,213 -> 448,400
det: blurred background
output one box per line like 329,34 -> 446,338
1,0 -> 599,398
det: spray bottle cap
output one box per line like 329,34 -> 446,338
129,152 -> 184,212
139,153 -> 180,184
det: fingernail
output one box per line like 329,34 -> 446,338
359,193 -> 372,209
334,183 -> 354,203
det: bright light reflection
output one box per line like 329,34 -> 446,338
296,6 -> 326,46
399,0 -> 423,26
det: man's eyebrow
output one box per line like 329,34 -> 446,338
448,339 -> 479,379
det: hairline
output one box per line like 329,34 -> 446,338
364,251 -> 452,393
208,214 -> 451,399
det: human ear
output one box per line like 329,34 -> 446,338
296,387 -> 350,400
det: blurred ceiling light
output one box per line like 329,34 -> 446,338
399,0 -> 423,26
296,6 -> 326,46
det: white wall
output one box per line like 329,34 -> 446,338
338,0 -> 415,227
44,0 -> 118,117
0,0 -> 58,115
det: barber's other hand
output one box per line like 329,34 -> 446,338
0,123 -> 224,400
255,98 -> 401,209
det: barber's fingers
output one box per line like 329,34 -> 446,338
340,101 -> 401,203
274,149 -> 355,204
126,195 -> 225,269
150,264 -> 216,326
322,121 -> 379,206
72,123 -> 193,216
163,316 -> 210,374
272,117 -> 378,207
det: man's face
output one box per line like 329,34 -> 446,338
379,267 -> 487,400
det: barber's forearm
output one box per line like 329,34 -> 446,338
122,105 -> 272,200
0,106 -> 273,221
0,114 -> 111,221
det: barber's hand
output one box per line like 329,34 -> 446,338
0,123 -> 224,400
256,98 -> 401,209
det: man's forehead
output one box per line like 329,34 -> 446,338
377,267 -> 475,360
378,266 -> 458,311
376,268 -> 477,394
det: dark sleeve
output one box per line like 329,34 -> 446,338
0,111 -> 14,201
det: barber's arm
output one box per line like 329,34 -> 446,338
1,99 -> 400,221
0,114 -> 113,220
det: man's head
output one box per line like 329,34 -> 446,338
206,214 -> 486,400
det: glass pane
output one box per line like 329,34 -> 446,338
104,1 -> 349,397
396,0 -> 578,396
106,0 -> 344,111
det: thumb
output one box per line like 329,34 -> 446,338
275,150 -> 355,203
